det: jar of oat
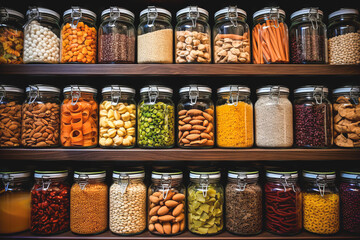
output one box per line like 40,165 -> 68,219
328,8 -> 360,65
175,6 -> 211,63
255,86 -> 293,148
110,170 -> 146,235
213,6 -> 250,63
137,6 -> 173,63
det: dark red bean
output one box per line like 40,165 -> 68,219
340,182 -> 360,233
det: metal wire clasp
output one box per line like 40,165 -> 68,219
28,85 -> 39,104
199,174 -> 209,198
70,6 -> 82,29
188,6 -> 199,28
148,85 -> 159,104
70,85 -> 81,106
269,7 -> 280,28
111,85 -> 121,105
147,6 -> 158,28
313,86 -> 324,105
0,85 -> 6,103
237,173 -> 247,191
229,85 -> 240,106
269,85 -> 281,104
23,6 -> 40,29
227,6 -> 238,28
316,174 -> 327,197
189,85 -> 199,105
160,174 -> 172,200
109,7 -> 120,27
308,7 -> 320,30
78,174 -> 89,190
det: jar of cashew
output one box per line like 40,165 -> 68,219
99,85 -> 136,148
175,6 -> 211,63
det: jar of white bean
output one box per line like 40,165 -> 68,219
109,170 -> 147,235
23,7 -> 60,63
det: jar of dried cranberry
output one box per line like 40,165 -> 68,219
294,85 -> 332,148
30,170 -> 70,235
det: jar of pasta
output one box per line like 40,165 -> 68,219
188,170 -> 223,235
252,7 -> 289,64
303,170 -> 339,234
175,6 -> 211,63
0,171 -> 31,234
264,170 -> 302,235
0,85 -> 23,147
148,170 -> 186,235
70,171 -> 108,235
99,85 -> 136,148
61,85 -> 98,148
226,170 -> 262,235
213,6 -> 250,63
110,170 -> 146,235
61,7 -> 97,63
178,85 -> 214,148
0,7 -> 24,64
21,85 -> 61,148
216,85 -> 253,148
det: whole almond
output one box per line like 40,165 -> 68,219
154,223 -> 164,234
182,116 -> 192,123
172,193 -> 185,202
157,206 -> 169,216
175,213 -> 185,222
190,130 -> 201,134
187,109 -> 203,116
178,110 -> 187,116
179,124 -> 192,131
158,215 -> 175,222
181,138 -> 190,144
149,195 -> 160,204
178,120 -> 185,125
186,134 -> 200,141
200,138 -> 208,145
165,200 -> 179,208
150,216 -> 159,223
203,120 -> 209,127
202,112 -> 213,122
180,219 -> 185,231
163,222 -> 171,234
204,123 -> 213,133
205,108 -> 214,115
192,125 -> 207,131
172,203 -> 183,217
149,205 -> 161,216
200,132 -> 212,140
152,191 -> 162,197
189,119 -> 203,125
192,115 -> 205,120
190,140 -> 201,145
172,222 -> 180,234
149,223 -> 155,232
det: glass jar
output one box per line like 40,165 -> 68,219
148,170 -> 186,236
60,7 -> 97,63
178,85 -> 214,148
226,170 -> 262,235
0,171 -> 31,234
255,86 -> 293,148
0,8 -> 24,64
110,170 -> 146,235
70,171 -> 108,235
252,7 -> 289,64
137,85 -> 175,148
340,171 -> 360,233
289,8 -> 327,64
294,85 -> 332,148
99,85 -> 136,148
188,170 -> 224,235
216,85 -> 253,148
137,6 -> 173,63
213,6 -> 250,63
175,6 -> 211,63
31,170 -> 70,235
23,7 -> 60,63
303,171 -> 339,234
21,85 -> 60,147
264,170 -> 302,235
0,85 -> 23,147
61,85 -> 98,148
98,7 -> 135,63
328,8 -> 360,65
332,86 -> 360,148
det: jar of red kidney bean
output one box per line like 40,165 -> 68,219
294,85 -> 332,148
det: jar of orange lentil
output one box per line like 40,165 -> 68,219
61,7 -> 97,63
70,171 -> 108,235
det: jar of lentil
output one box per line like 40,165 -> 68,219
0,85 -> 23,147
70,171 -> 108,235
99,85 -> 136,148
21,85 -> 60,148
175,6 -> 211,63
61,85 -> 98,148
294,85 -> 332,148
110,170 -> 146,235
137,6 -> 173,63
328,8 -> 360,65
0,7 -> 24,64
61,7 -> 97,63
213,6 -> 250,63
31,170 -> 70,235
226,170 -> 262,235
332,86 -> 360,148
98,7 -> 135,63
178,85 -> 214,148
216,85 -> 253,148
0,171 -> 31,234
23,7 -> 60,63
289,8 -> 327,64
303,170 -> 339,235
264,170 -> 302,235
255,86 -> 293,148
340,171 -> 360,233
188,170 -> 224,235
148,170 -> 186,235
252,7 -> 289,64
137,85 -> 175,148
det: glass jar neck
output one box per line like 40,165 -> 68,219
0,91 -> 22,102
291,14 -> 323,26
2,177 -> 30,188
180,91 -> 211,99
152,178 -> 183,187
64,91 -> 96,98
190,178 -> 220,184
254,14 -> 285,25
215,14 -> 246,24
64,14 -> 96,25
74,177 -> 105,184
177,13 -> 208,23
140,13 -> 171,24
26,91 -> 59,103
228,177 -> 258,184
102,92 -> 134,102
27,13 -> 59,25
219,92 -> 250,101
329,14 -> 359,24
140,92 -> 172,101
113,177 -> 144,183
341,177 -> 360,185
0,15 -> 24,24
295,92 -> 328,102
101,14 -> 134,24
257,93 -> 289,99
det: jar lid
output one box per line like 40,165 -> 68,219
294,85 -> 328,94
74,170 -> 106,179
140,85 -> 173,94
34,170 -> 68,178
333,86 -> 360,95
214,7 -> 247,19
140,7 -> 172,18
26,7 -> 60,20
176,6 -> 209,18
152,169 -> 183,179
329,8 -> 359,20
102,85 -> 135,94
228,170 -> 259,179
0,85 -> 23,93
217,85 -> 250,94
101,7 -> 135,19
63,7 -> 97,19
266,170 -> 298,179
341,171 -> 360,179
0,8 -> 24,19
26,84 -> 60,93
253,7 -> 286,19
113,170 -> 145,179
179,85 -> 212,94
0,171 -> 31,179
63,85 -> 97,94
290,8 -> 323,20
256,85 -> 289,94
303,170 -> 336,179
190,170 -> 221,179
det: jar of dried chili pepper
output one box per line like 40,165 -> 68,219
30,170 -> 70,235
264,170 -> 302,235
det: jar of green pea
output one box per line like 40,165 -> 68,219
137,85 -> 175,148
